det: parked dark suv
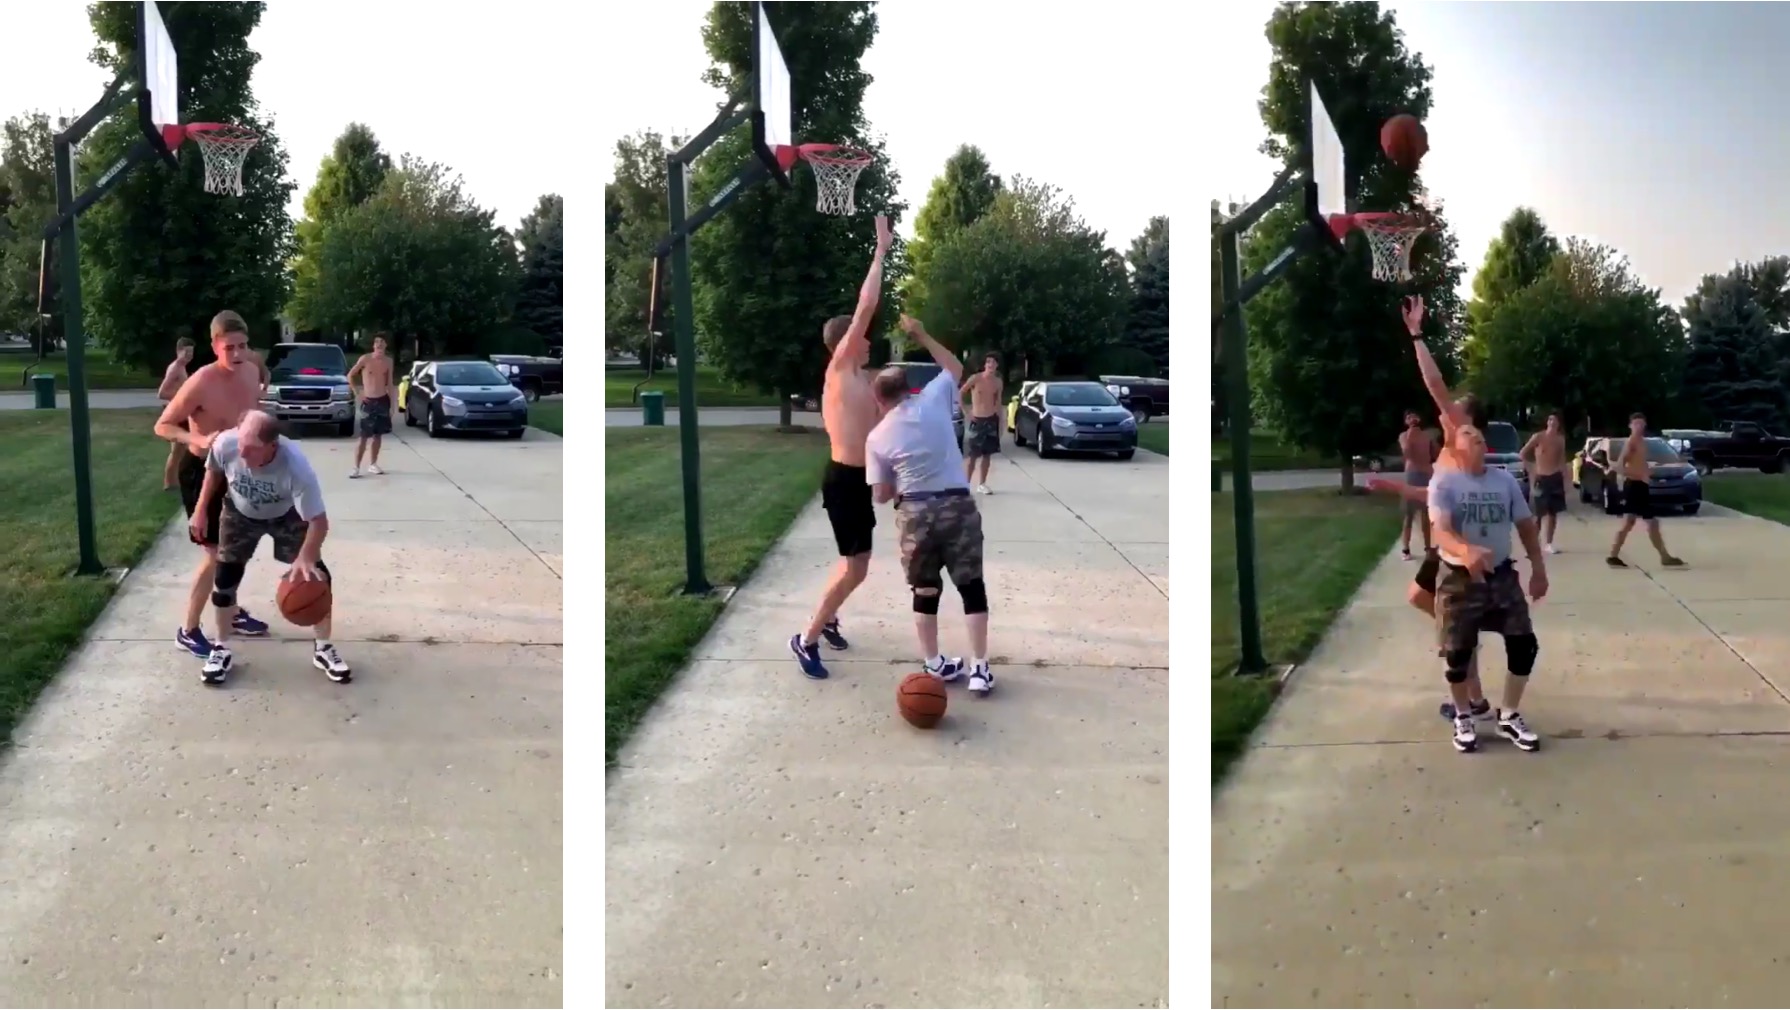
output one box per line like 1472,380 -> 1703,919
261,342 -> 355,436
1099,374 -> 1170,424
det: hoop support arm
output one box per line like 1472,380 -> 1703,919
672,91 -> 749,166
41,137 -> 157,241
55,72 -> 135,149
1210,224 -> 1320,335
651,157 -> 772,258
1214,165 -> 1304,242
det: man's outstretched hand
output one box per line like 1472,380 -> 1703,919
875,214 -> 892,250
1402,295 -> 1425,337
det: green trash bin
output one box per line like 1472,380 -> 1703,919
640,390 -> 666,427
31,372 -> 56,410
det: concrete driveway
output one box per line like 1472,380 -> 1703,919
606,437 -> 1169,1008
0,426 -> 562,1006
1214,505 -> 1790,1008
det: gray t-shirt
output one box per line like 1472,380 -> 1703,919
866,369 -> 970,495
206,431 -> 328,522
1427,466 -> 1530,568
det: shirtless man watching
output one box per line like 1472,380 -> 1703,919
1521,411 -> 1570,554
348,333 -> 395,478
1607,411 -> 1686,569
158,336 -> 196,490
1398,409 -> 1435,560
155,310 -> 274,657
788,214 -> 893,680
960,353 -> 1004,494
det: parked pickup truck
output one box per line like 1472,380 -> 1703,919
490,353 -> 562,402
261,342 -> 355,436
1681,420 -> 1790,473
1099,374 -> 1170,424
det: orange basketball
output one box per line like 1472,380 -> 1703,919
1381,113 -> 1428,171
897,673 -> 948,729
276,574 -> 332,627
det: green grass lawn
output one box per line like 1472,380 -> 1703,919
606,425 -> 831,764
1,350 -> 163,390
1212,488 -> 1401,783
0,408 -> 177,742
1702,473 -> 1790,523
530,400 -> 562,436
1137,424 -> 1168,455
1212,429 -> 1342,472
605,366 -> 782,409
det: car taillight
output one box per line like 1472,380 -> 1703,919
910,388 -> 922,394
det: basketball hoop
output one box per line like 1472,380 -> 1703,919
1332,212 -> 1426,284
182,123 -> 260,197
787,143 -> 874,217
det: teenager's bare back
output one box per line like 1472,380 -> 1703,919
823,365 -> 878,466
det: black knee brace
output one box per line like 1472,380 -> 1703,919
211,560 -> 247,608
955,577 -> 989,615
1443,645 -> 1475,683
1505,633 -> 1539,677
912,579 -> 942,615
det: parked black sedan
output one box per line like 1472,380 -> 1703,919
1578,435 -> 1703,515
1012,380 -> 1138,459
403,359 -> 530,438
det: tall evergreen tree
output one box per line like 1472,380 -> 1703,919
1124,215 -> 1169,374
515,193 -> 563,351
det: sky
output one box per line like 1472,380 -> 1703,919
598,1 -> 1178,251
1208,1 -> 1790,304
0,3 -> 572,232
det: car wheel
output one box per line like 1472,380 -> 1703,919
1036,428 -> 1055,459
1682,503 -> 1701,516
522,383 -> 541,403
506,428 -> 525,440
1602,482 -> 1620,516
1693,460 -> 1711,476
1115,449 -> 1135,461
337,420 -> 355,438
1013,421 -> 1028,448
427,406 -> 444,438
1130,403 -> 1151,425
404,403 -> 418,427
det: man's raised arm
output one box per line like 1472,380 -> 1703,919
830,214 -> 893,367
900,315 -> 963,385
1402,295 -> 1454,418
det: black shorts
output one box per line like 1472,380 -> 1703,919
1622,479 -> 1653,520
1415,549 -> 1441,595
821,461 -> 875,557
1533,472 -> 1568,517
176,449 -> 223,548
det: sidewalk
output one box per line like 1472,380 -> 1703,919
1214,507 -> 1790,1007
606,444 -> 1170,1008
0,428 -> 563,1006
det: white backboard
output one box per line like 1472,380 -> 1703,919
139,1 -> 180,157
1309,81 -> 1345,222
755,4 -> 791,153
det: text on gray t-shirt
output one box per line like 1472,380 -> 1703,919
206,430 -> 328,522
1427,465 -> 1531,568
865,368 -> 970,495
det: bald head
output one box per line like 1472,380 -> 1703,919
872,366 -> 910,407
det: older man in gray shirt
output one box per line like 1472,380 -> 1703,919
1428,422 -> 1549,754
865,315 -> 994,696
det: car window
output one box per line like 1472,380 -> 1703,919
436,362 -> 509,386
1643,437 -> 1682,463
264,344 -> 347,378
1043,383 -> 1119,407
1482,422 -> 1521,454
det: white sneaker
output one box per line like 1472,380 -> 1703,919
313,643 -> 353,683
1452,714 -> 1477,753
967,662 -> 995,696
924,656 -> 964,682
975,484 -> 992,495
1497,710 -> 1540,752
201,645 -> 233,686
368,464 -> 385,476
349,467 -> 363,479
1545,543 -> 1560,555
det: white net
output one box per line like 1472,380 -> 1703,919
188,125 -> 260,196
802,149 -> 872,216
1357,217 -> 1426,283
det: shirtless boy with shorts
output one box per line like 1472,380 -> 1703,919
960,353 -> 1004,494
1520,411 -> 1570,553
158,336 -> 196,489
348,333 -> 395,478
154,311 -> 274,657
788,214 -> 893,680
1398,409 -> 1435,560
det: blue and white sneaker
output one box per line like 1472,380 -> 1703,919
818,618 -> 849,651
789,634 -> 829,680
176,626 -> 215,659
232,609 -> 270,637
201,645 -> 233,686
924,656 -> 964,683
967,661 -> 995,696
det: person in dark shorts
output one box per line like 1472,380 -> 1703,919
348,334 -> 395,478
866,315 -> 995,695
1428,423 -> 1550,753
959,353 -> 1005,494
1607,412 -> 1685,568
192,411 -> 351,686
1521,411 -> 1570,554
821,461 -> 875,557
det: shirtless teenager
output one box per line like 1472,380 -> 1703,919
1607,411 -> 1686,569
1521,412 -> 1570,553
154,310 -> 274,656
788,214 -> 893,680
348,333 -> 395,478
158,336 -> 196,490
960,354 -> 1005,494
1398,409 -> 1435,560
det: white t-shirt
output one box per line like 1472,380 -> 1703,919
206,431 -> 328,521
866,369 -> 970,496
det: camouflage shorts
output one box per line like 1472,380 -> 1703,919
895,493 -> 985,588
1434,560 -> 1533,653
217,497 -> 310,566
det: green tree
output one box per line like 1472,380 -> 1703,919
308,157 -> 521,360
1244,1 -> 1468,489
1124,214 -> 1169,374
903,144 -> 1001,308
690,1 -> 907,426
1475,239 -> 1684,432
605,130 -> 684,363
515,193 -> 563,351
911,177 -> 1129,378
79,1 -> 296,368
1682,267 -> 1786,430
0,112 -> 56,340
290,122 -> 392,332
1462,206 -> 1558,376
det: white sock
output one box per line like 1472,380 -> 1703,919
315,639 -> 331,651
972,656 -> 988,671
926,654 -> 948,670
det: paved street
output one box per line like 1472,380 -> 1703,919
0,389 -> 165,410
605,405 -> 785,427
